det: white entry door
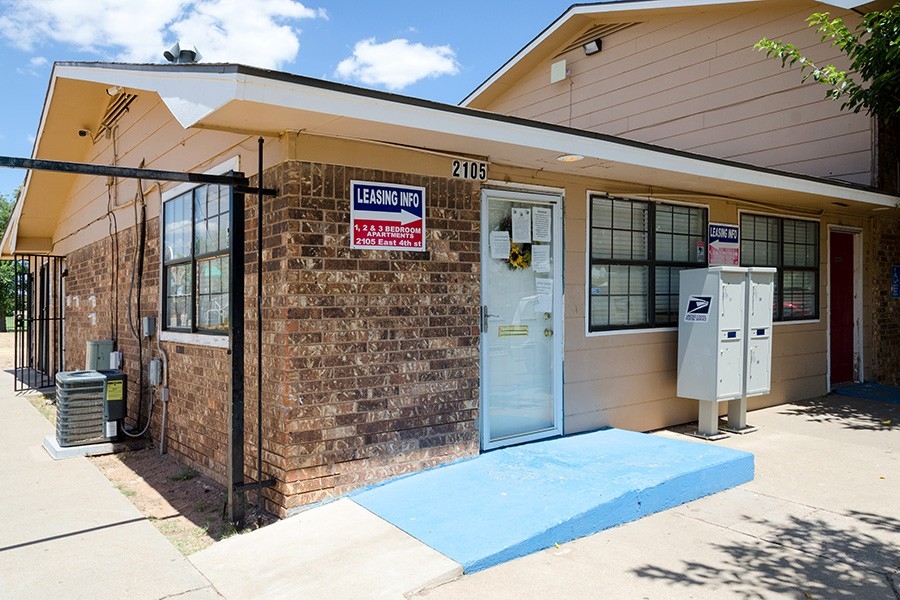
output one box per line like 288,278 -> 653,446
481,189 -> 563,450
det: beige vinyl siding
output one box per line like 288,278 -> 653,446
50,94 -> 284,256
551,170 -> 870,435
479,1 -> 873,186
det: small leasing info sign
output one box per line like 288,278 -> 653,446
708,223 -> 740,266
350,180 -> 426,251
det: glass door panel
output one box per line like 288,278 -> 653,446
481,190 -> 563,449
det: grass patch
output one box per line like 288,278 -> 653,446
168,467 -> 197,481
27,393 -> 57,425
115,484 -> 136,497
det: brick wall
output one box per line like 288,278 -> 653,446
65,219 -> 163,421
252,162 -> 481,515
869,212 -> 900,384
62,160 -> 482,517
65,218 -> 232,480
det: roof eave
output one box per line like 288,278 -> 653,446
11,60 -> 897,259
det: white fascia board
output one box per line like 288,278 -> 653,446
54,64 -> 897,210
0,197 -> 21,256
477,119 -> 895,207
246,71 -> 895,207
461,0 -> 762,106
54,64 -> 241,128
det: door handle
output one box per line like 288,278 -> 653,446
481,306 -> 500,333
544,328 -> 554,337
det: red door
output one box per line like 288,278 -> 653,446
829,231 -> 855,385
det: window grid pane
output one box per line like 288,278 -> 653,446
589,196 -> 707,331
741,213 -> 819,321
162,183 -> 231,334
195,185 -> 230,257
164,192 -> 192,263
654,266 -> 684,325
165,264 -> 192,329
197,256 -> 229,330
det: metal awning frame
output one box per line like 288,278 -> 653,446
1,152 -> 277,526
0,155 -> 273,196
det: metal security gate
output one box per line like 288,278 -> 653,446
12,255 -> 65,391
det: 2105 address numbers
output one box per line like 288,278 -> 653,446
451,159 -> 488,181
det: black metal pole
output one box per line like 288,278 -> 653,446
228,176 -> 246,526
256,137 -> 264,516
0,155 -> 275,197
0,156 -> 247,187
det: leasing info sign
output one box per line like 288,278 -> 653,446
350,180 -> 426,251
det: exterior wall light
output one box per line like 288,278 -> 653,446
557,154 -> 585,163
583,39 -> 602,55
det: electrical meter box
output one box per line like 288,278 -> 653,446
85,340 -> 114,370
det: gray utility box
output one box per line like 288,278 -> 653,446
677,266 -> 775,437
85,340 -> 114,370
55,370 -> 127,447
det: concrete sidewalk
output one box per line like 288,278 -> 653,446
187,393 -> 900,599
0,370 -> 222,600
411,395 -> 900,599
191,428 -> 752,598
3,359 -> 899,599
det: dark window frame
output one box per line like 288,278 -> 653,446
162,183 -> 232,335
588,195 -> 708,332
740,213 -> 820,322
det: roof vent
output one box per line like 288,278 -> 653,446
558,23 -> 639,57
164,43 -> 202,64
93,89 -> 137,141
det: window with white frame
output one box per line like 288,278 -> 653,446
740,213 -> 819,321
162,183 -> 231,334
589,195 -> 707,331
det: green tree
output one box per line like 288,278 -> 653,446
0,192 -> 16,333
755,3 -> 900,122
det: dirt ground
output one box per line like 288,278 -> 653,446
0,331 -> 273,555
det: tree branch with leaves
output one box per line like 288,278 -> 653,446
756,3 -> 900,123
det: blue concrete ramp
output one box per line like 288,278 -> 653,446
352,428 -> 753,572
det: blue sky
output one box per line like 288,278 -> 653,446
0,0 -> 581,197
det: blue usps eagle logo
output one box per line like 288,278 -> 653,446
684,295 -> 712,322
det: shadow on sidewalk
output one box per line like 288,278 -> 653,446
776,394 -> 900,432
630,509 -> 900,598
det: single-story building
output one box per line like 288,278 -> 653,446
2,58 -> 897,516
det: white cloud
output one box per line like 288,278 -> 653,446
0,0 -> 326,69
15,55 -> 49,76
335,38 -> 459,91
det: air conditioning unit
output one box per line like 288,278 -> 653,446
55,370 -> 127,447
